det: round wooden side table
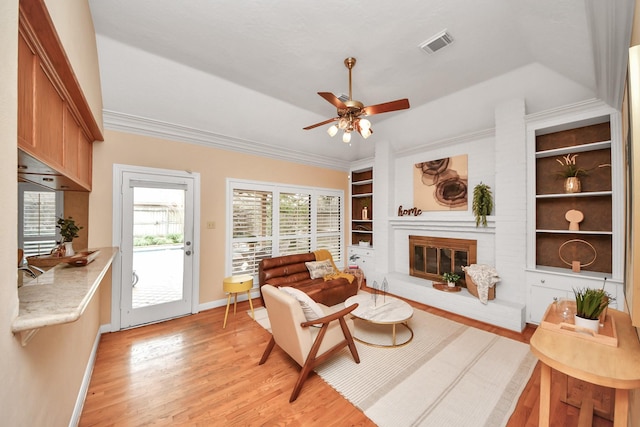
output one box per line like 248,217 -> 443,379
223,274 -> 255,328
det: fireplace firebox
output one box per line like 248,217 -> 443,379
409,236 -> 477,285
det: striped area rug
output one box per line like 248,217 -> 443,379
250,306 -> 536,427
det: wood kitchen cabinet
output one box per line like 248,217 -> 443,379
17,2 -> 101,191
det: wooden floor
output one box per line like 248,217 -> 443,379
79,293 -> 614,426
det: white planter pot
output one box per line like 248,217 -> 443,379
447,281 -> 456,288
64,241 -> 75,256
574,314 -> 599,334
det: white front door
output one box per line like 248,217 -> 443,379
115,166 -> 199,329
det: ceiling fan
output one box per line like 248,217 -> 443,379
303,57 -> 410,143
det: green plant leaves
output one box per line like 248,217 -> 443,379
472,183 -> 493,227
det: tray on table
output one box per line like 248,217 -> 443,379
540,301 -> 618,347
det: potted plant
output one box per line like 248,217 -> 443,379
57,216 -> 83,256
573,287 -> 614,333
556,154 -> 587,193
472,183 -> 493,227
441,272 -> 460,288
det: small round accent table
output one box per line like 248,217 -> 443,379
345,293 -> 414,347
223,274 -> 255,328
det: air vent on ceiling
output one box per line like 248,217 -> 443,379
419,30 -> 454,54
338,94 -> 349,102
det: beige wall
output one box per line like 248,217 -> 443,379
89,130 -> 349,317
0,0 -> 106,425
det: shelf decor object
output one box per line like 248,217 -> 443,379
565,209 -> 584,231
558,239 -> 597,273
564,176 -> 581,193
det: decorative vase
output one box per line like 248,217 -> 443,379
574,314 -> 599,334
362,206 -> 368,220
447,281 -> 456,288
564,177 -> 581,193
64,241 -> 75,257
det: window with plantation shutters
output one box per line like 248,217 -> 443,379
231,189 -> 273,276
228,180 -> 343,278
18,183 -> 63,257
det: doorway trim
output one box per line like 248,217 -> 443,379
111,164 -> 201,331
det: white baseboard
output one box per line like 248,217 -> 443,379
198,288 -> 261,312
68,327 -> 103,427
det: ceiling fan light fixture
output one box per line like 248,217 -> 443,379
342,131 -> 351,143
327,125 -> 338,137
359,118 -> 371,130
338,117 -> 349,130
360,126 -> 373,139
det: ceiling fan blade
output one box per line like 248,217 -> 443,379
303,117 -> 339,130
318,92 -> 347,109
362,98 -> 410,116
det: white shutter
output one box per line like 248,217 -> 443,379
22,190 -> 58,256
279,192 -> 311,256
316,194 -> 342,263
231,189 -> 273,275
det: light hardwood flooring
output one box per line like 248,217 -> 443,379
79,292 -> 613,426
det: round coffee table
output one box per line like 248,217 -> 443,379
345,293 -> 414,348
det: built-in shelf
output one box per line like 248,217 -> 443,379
536,191 -> 612,199
351,167 -> 373,247
536,229 -> 613,235
533,121 -> 613,274
535,140 -> 611,158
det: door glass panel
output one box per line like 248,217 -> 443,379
132,187 -> 185,309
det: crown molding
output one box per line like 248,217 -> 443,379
102,110 -> 351,171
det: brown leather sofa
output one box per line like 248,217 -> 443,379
259,252 -> 358,306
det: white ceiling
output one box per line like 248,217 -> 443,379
88,0 -> 634,170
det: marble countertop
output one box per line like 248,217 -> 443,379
12,247 -> 118,334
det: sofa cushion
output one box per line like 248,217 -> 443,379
305,259 -> 334,279
279,286 -> 325,321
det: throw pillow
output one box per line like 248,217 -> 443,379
279,286 -> 325,321
305,259 -> 334,279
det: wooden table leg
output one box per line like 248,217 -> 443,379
613,389 -> 629,427
246,290 -> 255,319
223,293 -> 232,328
539,362 -> 551,427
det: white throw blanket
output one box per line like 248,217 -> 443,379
462,264 -> 500,304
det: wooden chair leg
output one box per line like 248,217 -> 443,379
339,317 -> 360,363
289,324 -> 330,402
259,336 -> 276,365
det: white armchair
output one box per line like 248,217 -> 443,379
258,284 -> 360,402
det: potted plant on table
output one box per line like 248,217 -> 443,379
441,272 -> 460,288
57,216 -> 83,256
573,287 -> 614,333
